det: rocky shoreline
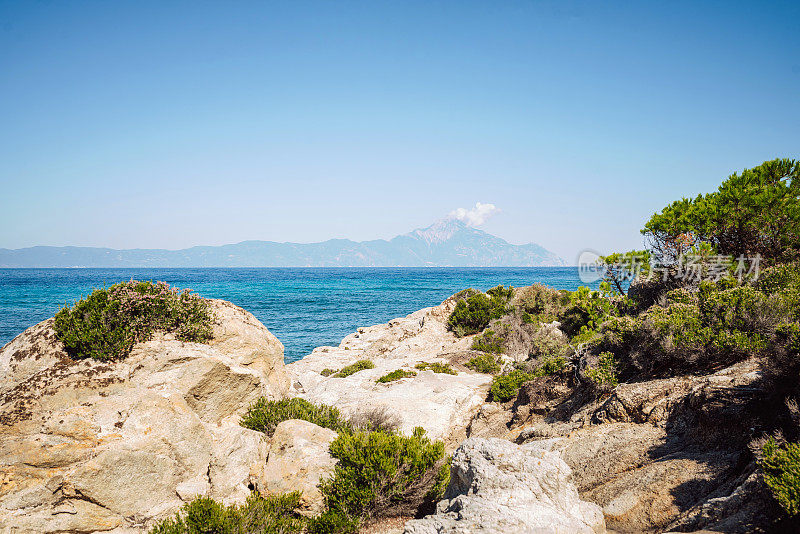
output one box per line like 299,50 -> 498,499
0,290 -> 778,533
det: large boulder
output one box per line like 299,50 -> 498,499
287,298 -> 492,446
404,437 -> 605,534
0,299 -> 288,533
255,419 -> 338,516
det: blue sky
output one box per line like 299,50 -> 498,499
1,1 -> 798,263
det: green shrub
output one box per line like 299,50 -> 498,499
490,369 -> 536,402
54,280 -> 212,361
559,285 -> 614,339
760,438 -> 800,516
414,362 -> 457,375
447,286 -> 513,336
512,284 -> 568,323
757,263 -> 800,296
306,510 -> 359,534
586,352 -> 619,389
240,398 -> 351,437
465,353 -> 501,374
149,491 -> 306,534
470,329 -> 505,354
536,355 -> 567,375
320,368 -> 336,377
334,360 -> 375,378
528,330 -> 570,360
665,287 -> 698,306
376,369 -> 417,383
315,427 -> 448,525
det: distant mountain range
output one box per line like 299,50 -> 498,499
0,219 -> 565,267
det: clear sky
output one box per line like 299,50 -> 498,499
1,1 -> 798,263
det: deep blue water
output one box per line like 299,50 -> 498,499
0,268 -> 594,362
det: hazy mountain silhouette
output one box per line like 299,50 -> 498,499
0,219 -> 565,267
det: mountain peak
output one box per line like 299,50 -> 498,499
407,218 -> 470,245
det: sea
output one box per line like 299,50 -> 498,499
0,268 -> 595,362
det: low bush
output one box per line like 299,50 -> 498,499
376,369 -> 417,383
536,355 -> 567,376
512,284 -> 568,323
465,353 -> 501,374
447,286 -> 513,336
335,360 -> 375,378
320,368 -> 336,377
306,510 -> 359,534
415,362 -> 457,375
528,329 -> 570,360
760,438 -> 800,516
470,329 -> 505,353
594,279 -> 797,378
240,398 -> 351,437
54,280 -> 212,361
310,427 -> 449,530
490,369 -> 536,402
149,491 -> 306,534
586,352 -> 619,389
348,406 -> 401,433
559,285 -> 614,339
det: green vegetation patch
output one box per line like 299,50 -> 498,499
240,398 -> 351,437
465,352 -> 501,374
149,491 -> 306,534
54,280 -> 212,361
490,369 -> 536,402
513,284 -> 569,324
447,285 -> 514,337
309,427 -> 449,532
586,351 -> 619,389
760,439 -> 800,516
470,328 -> 506,354
320,368 -> 336,377
376,369 -> 417,383
415,362 -> 457,375
559,285 -> 614,340
334,359 -> 375,378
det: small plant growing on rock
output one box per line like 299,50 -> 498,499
415,362 -> 458,375
465,353 -> 501,374
320,368 -> 336,377
240,398 -> 351,437
334,359 -> 375,378
376,369 -> 417,383
149,491 -> 306,534
308,427 -> 449,532
54,280 -> 212,361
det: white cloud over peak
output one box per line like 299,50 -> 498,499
448,202 -> 500,227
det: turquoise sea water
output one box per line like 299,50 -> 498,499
0,268 -> 595,362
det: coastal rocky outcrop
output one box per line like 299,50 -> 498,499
287,296 -> 494,446
403,437 -> 605,534
0,300 -> 288,533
